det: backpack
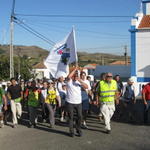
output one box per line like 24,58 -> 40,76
124,85 -> 134,100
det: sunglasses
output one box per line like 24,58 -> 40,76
106,76 -> 113,78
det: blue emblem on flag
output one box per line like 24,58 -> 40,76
55,44 -> 70,65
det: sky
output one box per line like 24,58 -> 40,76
0,0 -> 142,55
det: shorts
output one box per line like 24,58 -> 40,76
82,100 -> 89,110
0,104 -> 3,113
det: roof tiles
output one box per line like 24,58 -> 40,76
138,15 -> 150,29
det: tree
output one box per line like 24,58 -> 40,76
0,55 -> 34,80
0,55 -> 10,79
14,55 -> 34,80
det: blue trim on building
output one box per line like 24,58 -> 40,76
133,16 -> 138,19
130,26 -> 136,77
142,0 -> 150,3
143,3 -> 147,14
137,77 -> 150,82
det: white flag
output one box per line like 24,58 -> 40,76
44,28 -> 78,78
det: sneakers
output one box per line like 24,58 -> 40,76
82,122 -> 88,129
49,124 -> 54,128
42,119 -> 47,123
12,124 -> 17,128
99,116 -> 103,122
69,130 -> 82,137
60,117 -> 65,122
69,132 -> 74,137
28,123 -> 36,128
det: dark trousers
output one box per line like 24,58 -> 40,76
28,106 -> 38,125
120,100 -> 135,122
144,101 -> 150,123
41,103 -> 49,121
66,102 -> 82,134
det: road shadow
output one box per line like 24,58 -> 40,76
87,124 -> 103,129
35,125 -> 70,137
87,128 -> 107,134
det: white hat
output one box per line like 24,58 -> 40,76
56,71 -> 67,79
29,79 -> 33,82
128,77 -> 134,83
48,80 -> 53,83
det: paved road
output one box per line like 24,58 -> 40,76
0,114 -> 150,150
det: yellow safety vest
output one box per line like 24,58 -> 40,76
28,90 -> 39,107
99,80 -> 117,103
45,90 -> 57,104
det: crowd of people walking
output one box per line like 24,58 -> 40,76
0,67 -> 150,137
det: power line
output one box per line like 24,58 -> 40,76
20,18 -> 130,24
20,20 -> 55,45
14,20 -> 55,46
23,20 -> 129,37
79,45 -> 130,50
15,14 -> 133,18
16,23 -> 54,46
14,17 -> 56,46
77,29 -> 129,37
33,20 -> 130,24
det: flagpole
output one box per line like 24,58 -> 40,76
72,26 -> 78,68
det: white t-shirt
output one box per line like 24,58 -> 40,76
41,89 -> 48,99
57,82 -> 64,92
66,79 -> 82,104
81,79 -> 91,101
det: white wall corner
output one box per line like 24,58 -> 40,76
131,19 -> 137,26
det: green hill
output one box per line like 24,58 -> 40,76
0,44 -> 130,66
0,45 -> 49,58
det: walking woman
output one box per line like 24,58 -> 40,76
45,81 -> 61,128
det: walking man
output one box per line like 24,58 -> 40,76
96,73 -> 118,134
25,80 -> 41,128
7,78 -> 23,128
142,82 -> 150,124
80,71 -> 91,129
66,67 -> 88,137
121,78 -> 136,123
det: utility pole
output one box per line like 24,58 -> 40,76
17,48 -> 21,80
101,55 -> 104,65
124,45 -> 128,65
2,29 -> 6,45
10,0 -> 15,78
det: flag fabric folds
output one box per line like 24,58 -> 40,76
44,28 -> 78,78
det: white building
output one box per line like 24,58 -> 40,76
130,0 -> 150,82
32,62 -> 50,79
93,65 -> 130,79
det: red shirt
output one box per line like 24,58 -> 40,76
142,83 -> 150,100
